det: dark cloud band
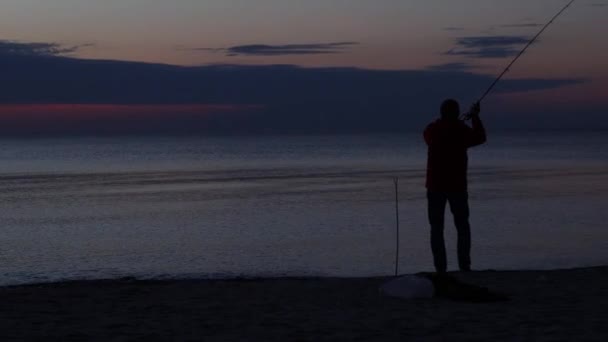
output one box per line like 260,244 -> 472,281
192,42 -> 358,56
0,40 -> 91,57
445,35 -> 531,58
0,40 -> 589,135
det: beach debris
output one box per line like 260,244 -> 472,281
380,273 -> 509,302
425,273 -> 510,302
380,275 -> 435,299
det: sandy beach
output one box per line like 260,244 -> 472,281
1,266 -> 606,341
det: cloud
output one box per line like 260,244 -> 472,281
443,27 -> 465,31
500,23 -> 543,28
425,62 -> 476,72
445,35 -> 531,58
191,42 -> 358,56
0,40 -> 589,135
0,40 -> 91,57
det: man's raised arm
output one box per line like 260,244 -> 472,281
467,102 -> 486,147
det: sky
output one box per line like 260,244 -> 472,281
0,0 -> 607,134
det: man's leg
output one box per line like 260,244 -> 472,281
448,192 -> 471,271
427,191 -> 448,273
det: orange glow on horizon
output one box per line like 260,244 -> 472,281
0,104 -> 263,120
491,81 -> 605,110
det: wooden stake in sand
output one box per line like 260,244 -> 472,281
394,177 -> 400,276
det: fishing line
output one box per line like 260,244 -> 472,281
462,0 -> 576,119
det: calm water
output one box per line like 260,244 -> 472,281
1,133 -> 607,285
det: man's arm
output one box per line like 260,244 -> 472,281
467,102 -> 486,147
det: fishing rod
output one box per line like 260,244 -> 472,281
462,0 -> 576,120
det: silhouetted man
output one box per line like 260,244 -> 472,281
424,99 -> 486,273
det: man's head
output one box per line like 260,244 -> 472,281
440,99 -> 460,120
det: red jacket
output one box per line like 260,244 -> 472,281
424,116 -> 486,192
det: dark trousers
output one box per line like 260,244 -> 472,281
427,191 -> 471,272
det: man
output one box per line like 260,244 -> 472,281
424,99 -> 486,273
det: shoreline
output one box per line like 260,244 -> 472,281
2,266 -> 607,340
3,264 -> 607,289
3,263 -> 607,288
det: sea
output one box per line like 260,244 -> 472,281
1,132 -> 607,286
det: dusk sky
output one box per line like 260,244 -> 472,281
1,0 -> 607,134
